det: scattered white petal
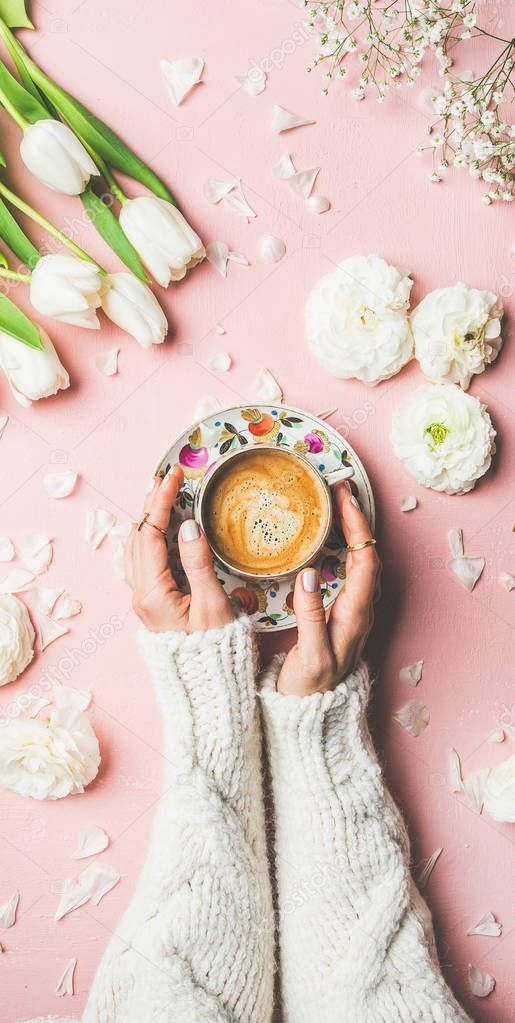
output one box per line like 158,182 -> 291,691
399,660 -> 424,686
417,847 -> 443,889
227,251 -> 249,265
272,153 -> 296,179
467,911 -> 502,937
287,167 -> 319,199
55,956 -> 76,997
54,682 -> 91,713
464,768 -> 490,814
0,537 -> 14,561
206,241 -> 229,277
53,592 -> 82,620
161,56 -> 204,106
449,747 -> 464,793
306,195 -> 331,214
72,826 -> 109,860
448,528 -> 464,558
85,508 -> 116,550
488,728 -> 505,743
96,348 -> 119,377
252,367 -> 283,403
449,556 -> 485,592
271,104 -> 315,133
30,585 -> 63,616
0,567 -> 35,593
203,178 -> 234,204
55,863 -> 120,920
17,535 -> 52,575
224,180 -> 256,219
215,323 -> 225,335
399,496 -> 417,512
499,571 -> 515,591
194,394 -> 222,420
0,414 -> 8,437
43,470 -> 78,499
260,235 -> 286,264
393,699 -> 430,737
208,351 -> 231,372
14,689 -> 51,718
36,613 -> 69,651
468,964 -> 495,998
236,66 -> 266,95
0,890 -> 19,927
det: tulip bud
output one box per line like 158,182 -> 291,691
0,327 -> 70,407
29,254 -> 102,329
20,120 -> 99,196
119,196 -> 205,286
100,272 -> 168,348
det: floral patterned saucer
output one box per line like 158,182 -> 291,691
155,404 -> 375,632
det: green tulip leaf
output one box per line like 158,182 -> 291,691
0,291 -> 43,349
0,59 -> 51,124
0,249 -> 7,268
0,1 -> 33,29
80,186 -> 150,283
0,196 -> 40,268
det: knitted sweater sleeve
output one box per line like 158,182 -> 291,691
81,617 -> 274,1023
259,658 -> 471,1023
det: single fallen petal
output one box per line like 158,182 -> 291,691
464,768 -> 490,814
53,592 -> 82,620
399,660 -> 424,686
55,863 -> 120,920
72,826 -> 109,860
227,251 -> 249,266
13,689 -> 51,718
0,537 -> 14,561
208,351 -> 232,372
488,728 -> 505,743
399,496 -> 417,512
0,890 -> 19,927
30,585 -> 63,615
449,747 -> 464,793
236,66 -> 266,96
306,194 -> 331,214
287,167 -> 319,199
468,964 -> 495,998
215,323 -> 226,335
417,847 -> 443,889
161,56 -> 204,106
252,367 -> 283,403
0,414 -> 8,437
54,682 -> 91,712
271,104 -> 315,133
448,556 -> 485,592
36,613 -> 69,651
272,153 -> 296,179
448,528 -> 464,559
55,876 -> 90,920
96,348 -> 119,377
499,571 -> 515,591
85,863 -> 120,905
43,470 -> 78,499
260,235 -> 286,264
224,180 -> 256,219
393,699 -> 430,737
85,508 -> 116,550
206,241 -> 229,277
467,911 -> 502,937
194,394 -> 222,420
17,535 -> 53,575
55,956 -> 76,997
0,567 -> 35,593
203,178 -> 234,204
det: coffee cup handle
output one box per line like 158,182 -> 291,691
323,465 -> 355,487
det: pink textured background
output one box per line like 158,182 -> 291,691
0,2 -> 514,1020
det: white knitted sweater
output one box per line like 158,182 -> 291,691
22,619 -> 469,1023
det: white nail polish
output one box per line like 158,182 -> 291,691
162,469 -> 174,487
302,568 -> 319,593
351,496 -> 360,509
180,519 -> 200,542
145,478 -> 156,495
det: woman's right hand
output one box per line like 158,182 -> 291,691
125,466 -> 234,634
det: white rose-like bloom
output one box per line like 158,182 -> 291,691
483,756 -> 515,823
390,383 -> 495,495
119,196 -> 205,286
306,254 -> 414,383
30,254 -> 102,329
0,595 -> 35,687
20,119 -> 99,196
412,282 -> 503,390
0,705 -> 100,800
100,272 -> 168,348
0,327 -> 70,407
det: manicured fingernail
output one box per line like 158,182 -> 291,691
162,469 -> 174,486
180,519 -> 200,542
350,496 -> 360,509
341,480 -> 352,493
145,478 -> 156,495
302,568 -> 319,593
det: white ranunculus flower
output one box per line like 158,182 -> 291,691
119,196 -> 205,286
0,327 -> 70,407
483,756 -> 515,823
306,254 -> 414,384
30,254 -> 102,329
0,595 -> 35,687
0,705 -> 100,800
412,282 -> 504,390
20,120 -> 99,196
100,272 -> 168,348
390,383 -> 496,495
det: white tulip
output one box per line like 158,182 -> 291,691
20,119 -> 99,196
119,196 -> 205,286
100,272 -> 168,348
0,327 -> 70,407
29,254 -> 102,329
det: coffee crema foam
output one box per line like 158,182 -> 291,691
203,449 -> 328,575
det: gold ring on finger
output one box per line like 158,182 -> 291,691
346,538 -> 377,552
137,512 -> 167,537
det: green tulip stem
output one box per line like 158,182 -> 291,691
0,84 -> 28,130
0,266 -> 31,282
